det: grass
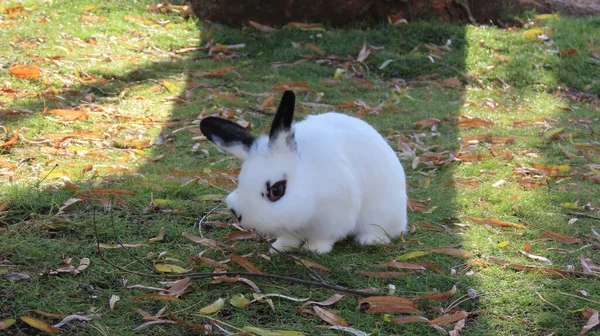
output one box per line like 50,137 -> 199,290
1,0 -> 600,335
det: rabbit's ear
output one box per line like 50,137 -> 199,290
269,90 -> 297,151
269,90 -> 295,139
200,117 -> 255,161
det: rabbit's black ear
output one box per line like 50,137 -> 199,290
269,90 -> 295,139
200,117 -> 255,161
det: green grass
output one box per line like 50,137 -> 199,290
1,1 -> 600,335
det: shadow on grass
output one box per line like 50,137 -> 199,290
4,8 -> 597,335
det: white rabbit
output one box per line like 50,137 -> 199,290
200,90 -> 407,254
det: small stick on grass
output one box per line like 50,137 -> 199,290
535,291 -> 563,311
557,291 -> 600,305
567,212 -> 600,221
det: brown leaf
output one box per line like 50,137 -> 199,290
188,255 -> 228,269
223,230 -> 258,242
299,294 -> 344,311
530,163 -> 570,176
1,129 -> 19,147
230,254 -> 263,274
580,254 -> 593,273
248,20 -> 276,32
464,216 -> 524,229
191,66 -> 235,78
559,48 -> 579,57
47,109 -> 88,121
9,64 -> 41,79
429,310 -> 469,326
360,271 -> 408,278
456,153 -> 488,162
449,318 -> 466,336
414,118 -> 441,130
440,77 -> 462,89
358,296 -> 418,313
413,285 -> 457,301
112,139 -> 151,149
458,115 -> 494,128
376,261 -> 426,270
305,43 -> 324,56
20,316 -> 59,334
412,262 -> 446,273
540,231 -> 582,244
165,277 -> 190,297
146,155 -> 164,163
271,81 -> 311,92
356,42 -> 371,63
181,232 -> 219,249
285,22 -> 324,29
488,256 -> 575,277
294,258 -> 330,272
81,15 -> 106,23
580,309 -> 599,335
407,197 -> 429,212
388,316 -> 430,324
313,306 -> 348,326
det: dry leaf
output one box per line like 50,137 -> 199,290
1,129 -> 19,147
299,294 -> 344,311
414,118 -> 441,130
360,271 -> 408,278
449,318 -> 466,336
313,306 -> 349,326
199,298 -> 225,314
429,247 -> 474,258
109,295 -> 120,311
358,296 -> 418,313
440,77 -> 461,89
248,20 -> 276,32
231,254 -> 263,274
580,309 -> 599,335
388,315 -> 430,324
223,230 -> 258,241
181,232 -> 219,249
464,216 -> 524,229
429,310 -> 469,326
133,293 -> 184,302
376,261 -> 426,270
519,250 -> 553,265
47,109 -> 88,121
9,64 -> 41,79
154,263 -> 190,273
540,231 -> 582,244
413,285 -> 457,301
530,163 -> 570,176
356,42 -> 371,63
20,316 -> 59,334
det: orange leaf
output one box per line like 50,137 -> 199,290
305,43 -> 324,56
112,139 -> 150,149
456,153 -> 488,162
458,115 -> 494,128
296,259 -> 330,272
530,163 -> 570,176
248,20 -> 276,32
47,109 -> 88,121
230,254 -> 263,274
191,66 -> 235,78
464,216 -> 524,229
271,81 -> 311,92
407,197 -> 429,213
9,64 -> 41,79
20,316 -> 59,334
413,285 -> 457,301
299,294 -> 344,311
414,118 -> 441,130
313,306 -> 349,326
358,296 -> 418,313
540,231 -> 582,244
132,293 -> 184,302
223,230 -> 258,242
188,255 -> 228,269
429,311 -> 469,326
429,247 -> 474,258
412,262 -> 445,273
1,129 -> 19,147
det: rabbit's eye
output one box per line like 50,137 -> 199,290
267,180 -> 286,202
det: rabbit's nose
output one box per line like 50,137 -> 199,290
230,208 -> 242,222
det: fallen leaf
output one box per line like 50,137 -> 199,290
52,314 -> 99,328
358,296 -> 418,313
429,247 -> 474,258
248,20 -> 276,32
299,294 -> 344,311
440,77 -> 461,88
154,263 -> 190,273
519,250 -> 553,265
81,14 -> 106,23
449,318 -> 466,336
305,43 -> 324,56
580,309 -> 599,335
77,188 -> 136,197
3,272 -> 30,282
47,109 -> 88,121
407,198 -> 429,212
415,118 -> 441,130
387,315 -> 430,324
181,232 -> 219,249
396,251 -> 432,261
231,254 -> 263,274
458,115 -> 494,128
9,64 -> 41,79
191,66 -> 235,78
464,216 -> 524,229
242,326 -> 305,335
429,310 -> 469,326
488,257 -> 576,277
20,316 -> 59,334
376,261 -> 426,270
1,129 -> 19,147
199,298 -> 225,314
313,306 -> 349,326
0,319 -> 16,331
230,294 -> 250,309
379,59 -> 394,69
530,163 -> 570,176
99,243 -> 147,249
165,277 -> 190,297
413,285 -> 457,301
109,295 -> 119,311
356,42 -> 371,63
540,231 -> 582,244
133,293 -> 184,302
271,82 -> 311,92
149,227 -> 165,242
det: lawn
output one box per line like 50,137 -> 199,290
1,1 -> 600,335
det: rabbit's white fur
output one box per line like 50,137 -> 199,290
200,91 -> 407,254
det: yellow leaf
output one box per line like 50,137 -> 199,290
149,227 -> 165,242
0,319 -> 16,330
199,298 -> 225,314
561,202 -> 578,209
154,263 -> 190,273
242,326 -> 305,336
497,241 -> 509,247
396,250 -> 431,261
535,14 -> 560,21
230,294 -> 250,309
523,28 -> 545,40
333,68 -> 346,80
20,316 -> 59,334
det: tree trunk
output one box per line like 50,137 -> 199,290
189,0 -> 600,27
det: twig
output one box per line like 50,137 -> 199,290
557,291 -> 600,305
93,211 -> 378,297
535,291 -> 563,311
567,212 -> 600,221
106,206 -> 155,272
244,105 -> 274,116
34,164 -> 58,188
198,204 -> 224,237
269,244 -> 329,284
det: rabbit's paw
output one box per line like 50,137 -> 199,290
302,240 -> 333,254
356,233 -> 390,246
269,236 -> 302,253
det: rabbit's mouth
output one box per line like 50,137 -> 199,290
230,208 -> 242,222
